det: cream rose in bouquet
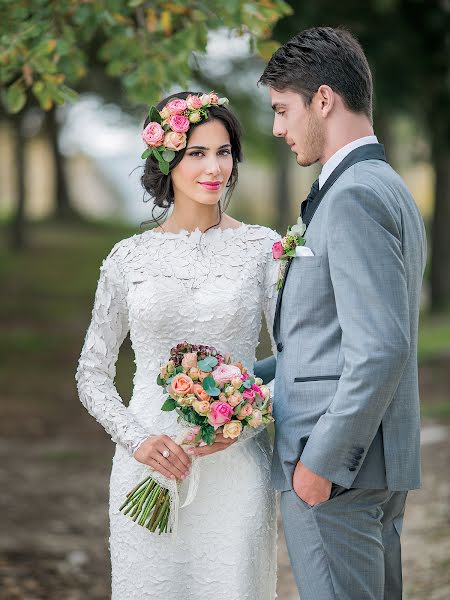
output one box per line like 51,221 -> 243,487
120,342 -> 274,534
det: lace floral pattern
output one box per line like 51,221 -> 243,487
76,224 -> 280,599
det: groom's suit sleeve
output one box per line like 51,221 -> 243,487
300,182 -> 411,488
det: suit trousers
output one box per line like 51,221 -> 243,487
280,486 -> 407,600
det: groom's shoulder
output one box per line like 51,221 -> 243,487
340,159 -> 407,198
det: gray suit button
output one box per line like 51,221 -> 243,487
349,467 -> 356,471
356,447 -> 364,454
277,342 -> 283,352
354,454 -> 362,460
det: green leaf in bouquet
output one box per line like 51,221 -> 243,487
141,147 -> 152,160
197,356 -> 218,371
174,366 -> 184,374
200,424 -> 216,445
202,376 -> 220,396
177,406 -> 204,425
233,401 -> 245,415
242,378 -> 253,389
156,373 -> 165,386
161,397 -> 177,411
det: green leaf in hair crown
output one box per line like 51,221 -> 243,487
141,92 -> 229,174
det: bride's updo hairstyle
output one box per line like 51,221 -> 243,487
141,91 -> 242,222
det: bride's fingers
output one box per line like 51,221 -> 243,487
161,436 -> 191,469
155,439 -> 190,475
147,457 -> 178,480
150,453 -> 186,480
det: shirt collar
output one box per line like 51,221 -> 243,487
318,136 -> 378,189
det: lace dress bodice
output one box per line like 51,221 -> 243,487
76,224 -> 279,456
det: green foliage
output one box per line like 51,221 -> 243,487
202,375 -> 221,397
161,397 -> 177,411
0,0 -> 292,113
197,355 -> 218,372
200,423 -> 216,445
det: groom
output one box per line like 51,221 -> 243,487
258,27 -> 426,599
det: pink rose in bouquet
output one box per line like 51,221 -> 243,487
168,373 -> 194,396
193,383 -> 210,402
212,364 -> 242,385
182,352 -> 198,369
207,401 -> 234,428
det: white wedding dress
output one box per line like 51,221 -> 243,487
76,223 -> 280,600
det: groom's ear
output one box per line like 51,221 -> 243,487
316,85 -> 335,118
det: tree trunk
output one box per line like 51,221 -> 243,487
10,114 -> 27,250
275,141 -> 291,232
430,132 -> 450,312
45,107 -> 74,220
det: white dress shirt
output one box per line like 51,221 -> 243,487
318,135 -> 378,189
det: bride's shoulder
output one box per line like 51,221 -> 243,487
245,224 -> 281,246
104,230 -> 154,269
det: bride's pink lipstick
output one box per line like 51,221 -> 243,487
199,181 -> 222,191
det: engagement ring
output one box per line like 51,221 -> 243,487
162,449 -> 170,459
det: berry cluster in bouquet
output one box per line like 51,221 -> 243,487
120,342 -> 274,535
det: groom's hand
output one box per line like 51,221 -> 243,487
188,433 -> 237,457
293,460 -> 332,506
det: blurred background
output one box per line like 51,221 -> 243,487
0,1 -> 449,598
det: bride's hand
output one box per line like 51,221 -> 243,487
133,435 -> 191,481
188,433 -> 237,457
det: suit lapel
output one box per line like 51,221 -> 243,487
272,143 -> 387,342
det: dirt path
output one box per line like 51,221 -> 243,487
0,421 -> 448,599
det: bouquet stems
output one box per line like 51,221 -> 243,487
120,477 -> 171,534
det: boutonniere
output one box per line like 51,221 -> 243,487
272,217 -> 307,289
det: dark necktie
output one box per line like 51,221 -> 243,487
300,178 -> 320,221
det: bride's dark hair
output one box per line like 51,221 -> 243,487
141,91 -> 242,227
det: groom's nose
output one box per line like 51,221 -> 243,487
273,118 -> 286,138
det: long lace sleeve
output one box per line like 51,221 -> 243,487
75,249 -> 150,456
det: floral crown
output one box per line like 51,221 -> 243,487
141,92 -> 229,175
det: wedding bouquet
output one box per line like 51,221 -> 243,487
120,342 -> 274,534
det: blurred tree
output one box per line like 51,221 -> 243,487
270,0 -> 450,311
0,0 -> 291,248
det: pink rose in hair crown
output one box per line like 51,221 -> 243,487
272,241 -> 284,260
142,122 -> 165,147
207,401 -> 234,428
169,115 -> 190,133
164,131 -> 187,151
212,364 -> 243,385
166,98 -> 188,115
186,94 -> 203,110
208,92 -> 219,104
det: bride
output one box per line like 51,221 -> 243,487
76,91 -> 280,599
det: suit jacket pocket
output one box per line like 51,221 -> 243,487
294,375 -> 341,382
293,255 -> 322,268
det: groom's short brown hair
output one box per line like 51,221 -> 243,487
259,27 -> 373,121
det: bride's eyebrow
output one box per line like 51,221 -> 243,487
187,144 -> 232,150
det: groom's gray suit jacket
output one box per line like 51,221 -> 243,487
271,144 -> 426,492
